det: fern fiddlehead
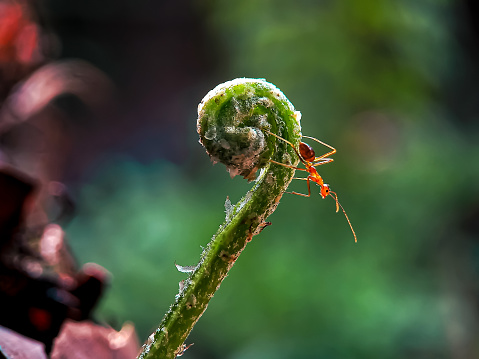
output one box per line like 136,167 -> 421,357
138,78 -> 302,358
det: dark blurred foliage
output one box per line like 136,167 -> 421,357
0,0 -> 137,357
3,0 -> 479,358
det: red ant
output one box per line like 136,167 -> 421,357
267,131 -> 357,243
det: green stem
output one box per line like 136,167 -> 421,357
138,78 -> 302,359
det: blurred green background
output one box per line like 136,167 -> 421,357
45,0 -> 479,358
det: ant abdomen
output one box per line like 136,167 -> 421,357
299,142 -> 315,162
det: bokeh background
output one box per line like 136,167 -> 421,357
9,0 -> 479,358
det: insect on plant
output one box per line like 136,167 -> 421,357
267,131 -> 357,243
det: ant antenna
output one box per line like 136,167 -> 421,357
329,191 -> 357,243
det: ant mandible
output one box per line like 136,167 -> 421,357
267,131 -> 357,243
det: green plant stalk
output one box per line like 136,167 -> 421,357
138,78 -> 302,359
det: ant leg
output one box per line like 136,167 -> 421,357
266,131 -> 306,165
311,158 -> 334,167
269,159 -> 307,171
287,177 -> 312,197
302,135 -> 336,162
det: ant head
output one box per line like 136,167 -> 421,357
320,184 -> 330,199
299,142 -> 315,162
